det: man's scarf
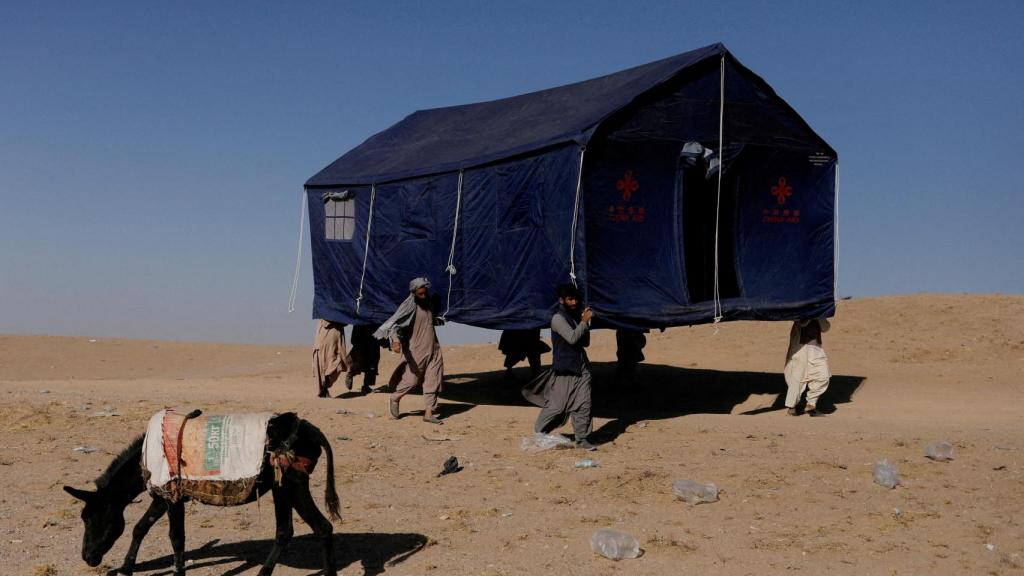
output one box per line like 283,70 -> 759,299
372,277 -> 431,343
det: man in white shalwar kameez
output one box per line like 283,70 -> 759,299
784,318 -> 831,416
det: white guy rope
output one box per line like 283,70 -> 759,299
355,184 -> 377,314
569,146 -> 586,287
441,171 -> 464,319
287,189 -> 307,314
712,55 -> 725,325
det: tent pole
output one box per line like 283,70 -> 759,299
441,170 -> 465,320
355,184 -> 377,314
569,146 -> 586,288
288,188 -> 307,314
712,55 -> 725,324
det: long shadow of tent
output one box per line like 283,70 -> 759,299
125,531 -> 428,576
442,363 -> 865,443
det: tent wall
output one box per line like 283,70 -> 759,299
309,184 -> 373,322
310,144 -> 585,328
453,145 -> 585,328
730,147 -> 836,319
719,56 -> 837,320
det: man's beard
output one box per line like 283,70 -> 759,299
415,295 -> 429,309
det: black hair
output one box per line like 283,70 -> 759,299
556,283 -> 581,299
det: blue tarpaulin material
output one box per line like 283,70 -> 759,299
305,43 -> 837,329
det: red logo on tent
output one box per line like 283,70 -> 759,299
617,170 -> 639,201
771,177 -> 793,205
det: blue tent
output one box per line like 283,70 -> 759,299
305,43 -> 837,330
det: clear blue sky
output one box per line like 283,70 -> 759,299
2,1 -> 1021,345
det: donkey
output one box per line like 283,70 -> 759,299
63,412 -> 341,576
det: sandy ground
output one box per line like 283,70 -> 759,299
1,293 -> 1022,576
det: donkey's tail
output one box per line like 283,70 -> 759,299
304,419 -> 342,522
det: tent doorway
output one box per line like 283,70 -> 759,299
681,165 -> 740,304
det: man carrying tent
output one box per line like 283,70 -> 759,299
345,323 -> 382,393
498,329 -> 549,380
374,278 -> 446,424
615,329 -> 647,388
784,318 -> 832,416
313,319 -> 351,398
524,284 -> 597,451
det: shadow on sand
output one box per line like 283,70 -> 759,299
125,531 -> 428,576
441,362 -> 866,443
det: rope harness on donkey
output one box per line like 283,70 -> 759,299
268,416 -> 317,484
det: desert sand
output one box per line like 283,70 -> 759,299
1,294 -> 1022,575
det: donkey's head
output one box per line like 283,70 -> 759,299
63,435 -> 146,567
63,484 -> 126,566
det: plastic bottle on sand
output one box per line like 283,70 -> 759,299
672,479 -> 719,504
591,529 -> 640,560
873,459 -> 900,488
924,441 -> 954,461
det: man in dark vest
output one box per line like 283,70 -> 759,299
533,283 -> 596,450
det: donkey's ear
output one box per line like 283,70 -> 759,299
63,485 -> 95,502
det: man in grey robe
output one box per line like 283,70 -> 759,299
528,283 -> 596,450
374,277 -> 446,424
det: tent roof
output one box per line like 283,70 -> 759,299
306,43 -> 729,187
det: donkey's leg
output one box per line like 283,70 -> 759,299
257,486 -> 294,576
166,500 -> 187,576
119,496 -> 168,575
290,475 -> 337,576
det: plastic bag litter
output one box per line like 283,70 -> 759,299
873,459 -> 900,488
520,432 -> 573,452
591,529 -> 641,560
672,479 -> 719,504
924,441 -> 954,461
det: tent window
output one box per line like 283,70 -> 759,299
324,192 -> 355,241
